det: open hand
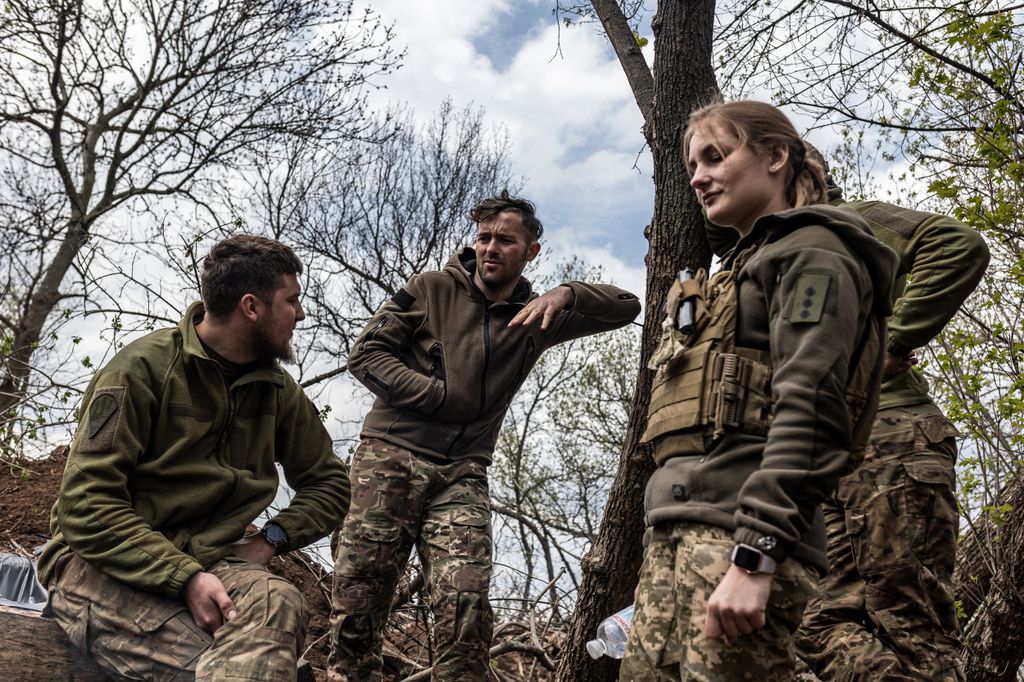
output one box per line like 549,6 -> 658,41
508,285 -> 574,330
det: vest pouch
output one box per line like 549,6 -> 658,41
648,269 -> 711,369
706,351 -> 772,439
641,338 -> 716,445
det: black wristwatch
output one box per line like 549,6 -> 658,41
260,523 -> 288,553
731,543 -> 777,575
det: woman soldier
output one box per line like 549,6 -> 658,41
619,101 -> 899,681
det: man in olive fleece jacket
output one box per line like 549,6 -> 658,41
38,235 -> 350,682
328,192 -> 641,682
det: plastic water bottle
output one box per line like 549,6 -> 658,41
586,604 -> 634,659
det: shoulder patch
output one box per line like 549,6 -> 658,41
391,288 -> 415,311
80,387 -> 126,452
789,273 -> 831,324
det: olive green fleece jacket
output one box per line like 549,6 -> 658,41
348,248 -> 642,462
37,303 -> 350,599
647,206 -> 899,571
707,186 -> 990,410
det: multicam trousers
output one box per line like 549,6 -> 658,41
796,404 -> 964,681
619,522 -> 818,682
46,552 -> 308,681
327,438 -> 493,682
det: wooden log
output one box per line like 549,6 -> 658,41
0,604 -> 109,681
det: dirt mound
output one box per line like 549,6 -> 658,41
0,446 -> 67,557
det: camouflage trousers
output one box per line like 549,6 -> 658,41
46,552 -> 308,681
620,522 -> 818,682
796,404 -> 964,681
327,438 -> 493,682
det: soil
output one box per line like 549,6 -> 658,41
0,447 -> 556,681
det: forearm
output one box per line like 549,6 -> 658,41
888,217 -> 989,354
58,462 -> 203,597
550,281 -> 641,342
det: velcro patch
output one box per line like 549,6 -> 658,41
789,273 -> 831,324
391,288 -> 415,311
80,387 -> 125,452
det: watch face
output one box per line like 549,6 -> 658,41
732,545 -> 761,571
263,524 -> 287,546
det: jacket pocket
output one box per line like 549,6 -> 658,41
362,368 -> 392,399
428,342 -> 448,407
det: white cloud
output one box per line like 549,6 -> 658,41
361,1 -> 654,267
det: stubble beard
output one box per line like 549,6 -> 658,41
254,319 -> 296,364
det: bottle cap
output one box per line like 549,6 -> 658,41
586,639 -> 605,659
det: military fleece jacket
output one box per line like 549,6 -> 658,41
37,303 -> 350,599
707,186 -> 990,411
348,248 -> 641,462
647,206 -> 899,571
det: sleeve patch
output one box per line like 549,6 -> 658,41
391,288 -> 415,311
80,387 -> 126,452
789,273 -> 831,324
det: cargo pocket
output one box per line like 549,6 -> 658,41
340,525 -> 402,577
450,516 -> 491,561
903,457 -> 957,569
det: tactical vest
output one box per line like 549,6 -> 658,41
642,238 -> 884,471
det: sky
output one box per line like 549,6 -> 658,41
354,0 -> 654,301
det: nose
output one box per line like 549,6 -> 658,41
690,165 -> 710,191
296,302 -> 306,322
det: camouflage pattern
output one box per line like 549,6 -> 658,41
796,404 -> 964,681
46,552 -> 308,681
328,438 -> 493,682
619,522 -> 818,682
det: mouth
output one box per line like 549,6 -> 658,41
701,191 -> 720,207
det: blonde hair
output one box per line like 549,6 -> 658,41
682,100 -> 828,208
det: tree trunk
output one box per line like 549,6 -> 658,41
555,3 -> 718,680
0,605 -> 110,680
0,220 -> 88,421
957,471 -> 1024,680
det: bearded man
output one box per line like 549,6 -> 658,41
38,234 -> 350,681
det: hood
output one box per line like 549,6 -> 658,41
756,205 -> 899,317
448,247 -> 533,304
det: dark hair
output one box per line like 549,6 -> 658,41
682,100 -> 828,208
469,190 -> 544,241
201,234 -> 303,317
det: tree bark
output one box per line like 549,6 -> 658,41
555,3 -> 718,680
0,605 -> 110,681
956,471 -> 1024,680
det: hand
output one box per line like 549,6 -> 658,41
704,564 -> 773,645
183,571 -> 236,634
883,351 -> 918,379
230,533 -> 277,566
508,285 -> 575,330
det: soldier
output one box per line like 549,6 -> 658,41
327,191 -> 641,681
619,100 -> 899,681
789,162 -> 990,680
37,235 -> 350,681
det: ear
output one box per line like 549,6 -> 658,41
525,240 -> 541,262
767,144 -> 790,175
238,293 -> 262,322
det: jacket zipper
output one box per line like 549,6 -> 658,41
359,318 -> 388,353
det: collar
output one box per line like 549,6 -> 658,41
179,302 -> 286,389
